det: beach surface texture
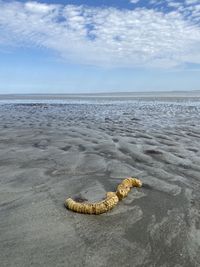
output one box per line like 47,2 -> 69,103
0,94 -> 200,267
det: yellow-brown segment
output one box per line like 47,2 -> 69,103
116,177 -> 142,200
65,177 -> 142,215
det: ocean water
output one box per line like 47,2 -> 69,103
0,94 -> 200,131
0,92 -> 200,106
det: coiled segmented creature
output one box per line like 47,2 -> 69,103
65,177 -> 142,215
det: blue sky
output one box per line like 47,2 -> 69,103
0,0 -> 200,94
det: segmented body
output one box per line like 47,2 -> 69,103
65,177 -> 142,215
116,177 -> 142,200
65,192 -> 119,215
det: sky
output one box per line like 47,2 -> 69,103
0,0 -> 200,94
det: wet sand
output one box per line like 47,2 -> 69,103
0,97 -> 200,267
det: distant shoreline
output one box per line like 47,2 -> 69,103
1,90 -> 200,100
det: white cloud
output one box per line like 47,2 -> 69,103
167,2 -> 182,8
25,1 -> 57,13
130,0 -> 140,4
0,0 -> 200,68
185,0 -> 199,5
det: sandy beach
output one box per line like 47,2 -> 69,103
0,95 -> 200,267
